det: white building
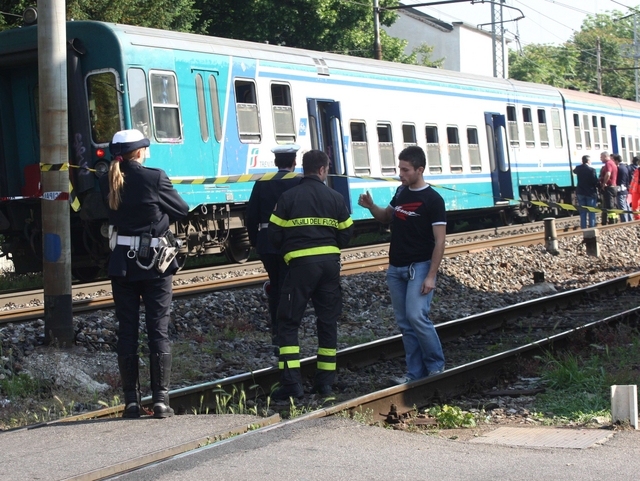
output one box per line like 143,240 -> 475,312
384,5 -> 506,78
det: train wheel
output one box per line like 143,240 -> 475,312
224,242 -> 250,263
72,266 -> 101,282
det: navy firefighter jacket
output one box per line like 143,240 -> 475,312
268,175 -> 353,265
99,160 -> 189,280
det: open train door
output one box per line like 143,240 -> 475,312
484,112 -> 514,204
307,99 -> 352,212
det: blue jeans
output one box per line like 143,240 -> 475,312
617,189 -> 632,222
386,261 -> 445,380
577,194 -> 597,229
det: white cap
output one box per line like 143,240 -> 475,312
109,129 -> 150,156
271,144 -> 301,155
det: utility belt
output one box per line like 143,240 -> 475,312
109,226 -> 182,273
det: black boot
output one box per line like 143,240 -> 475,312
150,352 -> 174,418
117,355 -> 141,418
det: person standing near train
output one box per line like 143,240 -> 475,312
573,155 -> 598,229
99,129 -> 189,419
599,151 -> 618,225
268,150 -> 353,400
613,154 -> 632,222
246,145 -> 301,351
358,146 -> 446,384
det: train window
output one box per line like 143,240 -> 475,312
447,126 -> 462,173
127,68 -> 151,139
208,75 -> 223,142
402,123 -> 417,147
271,83 -> 295,144
600,117 -> 608,148
636,137 -> 639,152
506,106 -> 519,147
350,121 -> 370,175
234,79 -> 261,143
629,136 -> 635,162
86,70 -> 122,145
522,107 -> 535,148
551,109 -> 563,148
377,123 -> 396,175
582,114 -> 592,149
467,127 -> 481,172
573,113 -> 582,149
150,71 -> 182,142
537,109 -> 549,148
425,125 -> 442,174
195,75 -> 209,142
622,136 -> 628,163
591,116 -> 600,149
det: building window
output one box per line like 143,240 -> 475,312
447,126 -> 462,173
271,83 -> 295,144
150,71 -> 182,142
537,108 -> 549,148
127,68 -> 150,140
377,123 -> 396,175
402,123 -> 417,148
235,79 -> 261,143
350,121 -> 370,175
522,107 -> 535,147
506,105 -> 519,147
425,125 -> 442,173
467,127 -> 481,172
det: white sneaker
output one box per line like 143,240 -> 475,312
389,376 -> 412,385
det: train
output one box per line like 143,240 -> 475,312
1,20 -> 640,280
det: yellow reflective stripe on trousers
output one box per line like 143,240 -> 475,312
279,346 -> 300,355
318,348 -> 336,357
279,360 -> 301,369
317,361 -> 336,371
284,246 -> 340,263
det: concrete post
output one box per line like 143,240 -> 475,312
611,385 -> 638,429
39,0 -> 74,346
583,229 -> 599,257
543,218 -> 559,255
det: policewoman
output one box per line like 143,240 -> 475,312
99,129 -> 189,418
245,145 -> 300,349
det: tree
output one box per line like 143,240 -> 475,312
193,0 -> 409,62
509,43 -> 584,90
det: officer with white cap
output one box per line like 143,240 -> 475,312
99,129 -> 189,419
246,145 -> 301,351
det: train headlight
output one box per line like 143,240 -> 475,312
23,7 -> 37,26
94,160 -> 109,177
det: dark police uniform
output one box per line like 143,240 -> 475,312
99,130 -> 188,418
268,173 -> 353,397
245,146 -> 300,345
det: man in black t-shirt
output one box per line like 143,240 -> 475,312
358,146 -> 446,383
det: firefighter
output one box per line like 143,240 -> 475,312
99,129 -> 189,418
246,145 -> 300,350
268,150 -> 353,400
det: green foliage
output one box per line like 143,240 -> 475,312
510,8 -> 640,100
0,373 -> 41,398
426,404 -> 476,428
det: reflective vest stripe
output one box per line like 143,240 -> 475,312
279,346 -> 299,355
270,215 -> 344,229
279,360 -> 301,369
284,246 -> 340,263
337,218 -> 353,230
317,361 -> 336,371
318,347 -> 336,357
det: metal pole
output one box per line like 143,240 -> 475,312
373,0 -> 382,60
491,1 -> 497,77
38,0 -> 74,346
597,37 -> 602,95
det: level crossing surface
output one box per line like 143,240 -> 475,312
1,414 -> 639,480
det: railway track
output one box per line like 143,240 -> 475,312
30,272 -> 639,480
0,218 -> 605,326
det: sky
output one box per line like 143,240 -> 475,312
410,0 -> 636,48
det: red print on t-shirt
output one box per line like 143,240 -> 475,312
394,202 -> 422,220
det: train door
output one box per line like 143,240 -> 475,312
307,99 -> 352,212
484,112 -> 514,203
610,125 -> 619,154
191,69 -> 224,171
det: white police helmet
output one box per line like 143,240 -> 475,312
109,129 -> 150,157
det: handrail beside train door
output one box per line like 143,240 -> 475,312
484,112 -> 514,204
307,99 -> 352,212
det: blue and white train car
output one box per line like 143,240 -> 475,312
1,20 -> 639,277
